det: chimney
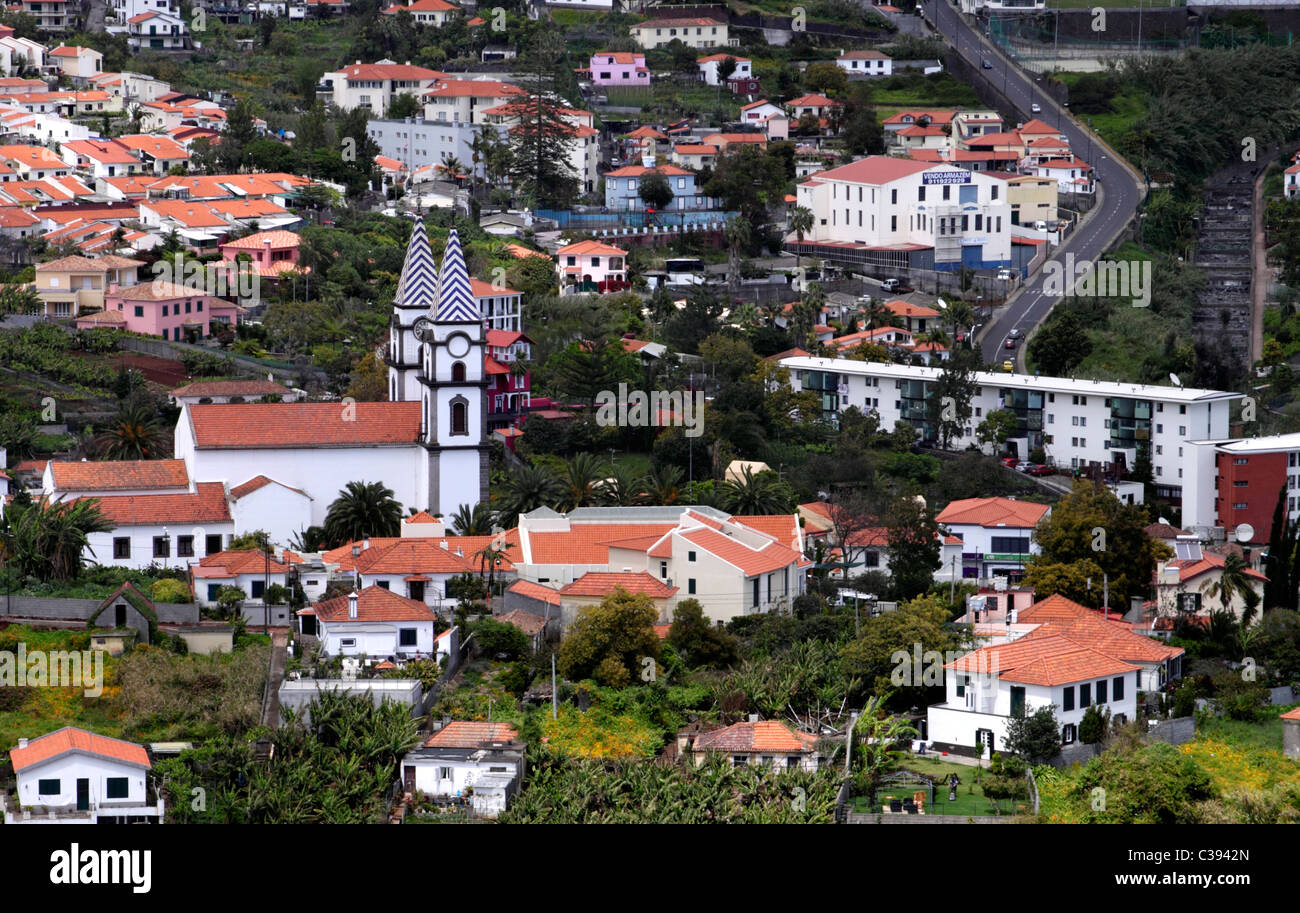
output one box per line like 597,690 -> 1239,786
17,738 -> 27,749
440,540 -> 449,550
351,544 -> 361,557
348,591 -> 359,620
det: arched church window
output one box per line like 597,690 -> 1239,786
450,398 -> 468,436
452,361 -> 466,382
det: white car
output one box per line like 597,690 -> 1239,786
1030,103 -> 1041,113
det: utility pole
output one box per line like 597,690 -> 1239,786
949,555 -> 957,604
551,653 -> 557,721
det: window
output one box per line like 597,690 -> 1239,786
251,579 -> 265,599
106,777 -> 129,799
38,778 -> 60,795
1112,675 -> 1125,701
451,361 -> 466,382
1079,683 -> 1091,708
1062,724 -> 1076,744
153,536 -> 170,558
161,304 -> 168,316
1062,685 -> 1075,712
1096,679 -> 1107,704
956,675 -> 968,698
177,535 -> 194,557
399,628 -> 417,646
113,537 -> 130,559
688,578 -> 696,594
205,534 -> 222,555
438,767 -> 453,780
340,638 -> 356,648
688,550 -> 696,562
133,305 -> 143,317
451,399 -> 468,435
376,580 -> 390,590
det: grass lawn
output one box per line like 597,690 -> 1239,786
1053,72 -> 1148,149
853,758 -> 1031,817
1196,705 -> 1296,753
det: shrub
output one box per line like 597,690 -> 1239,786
150,578 -> 192,603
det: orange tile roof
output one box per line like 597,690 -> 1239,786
423,721 -> 518,749
82,481 -> 230,526
228,475 -> 307,500
219,229 -> 300,250
935,497 -> 1049,528
507,579 -> 561,605
604,164 -> 692,178
405,510 -> 439,524
49,459 -> 188,492
634,16 -> 725,28
732,514 -> 801,550
311,585 -> 435,623
187,402 -> 422,448
11,727 -> 150,772
1280,707 -> 1300,721
336,62 -> 449,82
808,155 -> 933,186
355,538 -> 481,575
680,526 -> 802,576
1036,614 -> 1182,664
469,277 -> 520,297
1018,593 -> 1093,624
624,125 -> 668,140
692,721 -> 818,754
559,571 -> 677,598
497,609 -> 548,636
1169,553 -> 1268,584
946,631 -> 1139,687
527,522 -> 676,564
193,548 -> 294,578
786,93 -> 842,108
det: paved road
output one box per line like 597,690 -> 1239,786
921,0 -> 1146,364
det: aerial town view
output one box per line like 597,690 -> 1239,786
0,0 -> 1292,881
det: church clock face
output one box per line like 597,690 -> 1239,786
412,317 -> 435,343
447,334 -> 471,359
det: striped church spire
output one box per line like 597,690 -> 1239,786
394,218 -> 438,311
435,228 -> 478,323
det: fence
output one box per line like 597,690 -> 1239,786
537,208 -> 739,229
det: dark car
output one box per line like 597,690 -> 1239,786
982,59 -> 993,69
1004,337 -> 1017,349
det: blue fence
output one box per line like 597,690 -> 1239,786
536,209 -> 738,229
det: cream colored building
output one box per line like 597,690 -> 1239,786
33,254 -> 144,318
1000,173 -> 1057,227
630,17 -> 728,50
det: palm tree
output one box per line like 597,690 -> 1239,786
495,463 -> 564,526
439,153 -> 466,186
639,463 -> 684,505
560,452 -> 604,511
449,502 -> 495,536
323,481 -> 403,547
598,466 -> 641,506
724,216 -> 751,305
96,400 -> 168,460
720,466 -> 792,515
3,495 -> 112,582
790,205 -> 814,276
476,538 -> 516,598
1200,553 -> 1262,626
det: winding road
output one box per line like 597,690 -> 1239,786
919,0 -> 1146,363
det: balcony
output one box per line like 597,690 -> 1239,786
2,790 -> 164,823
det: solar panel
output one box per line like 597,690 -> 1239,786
1173,541 -> 1203,561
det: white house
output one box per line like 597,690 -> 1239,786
928,624 -> 1141,756
168,379 -> 297,408
630,17 -> 729,50
6,728 -> 163,823
49,45 -> 104,80
935,496 -> 1050,584
555,239 -> 628,293
1286,156 -> 1300,200
1153,552 -> 1267,625
697,53 -> 751,87
304,586 -> 440,659
381,0 -> 462,26
400,721 -> 524,817
191,547 -> 297,608
681,720 -> 829,771
792,156 -> 1014,271
1031,156 -> 1094,194
837,49 -> 892,77
320,61 -> 448,117
125,10 -> 189,52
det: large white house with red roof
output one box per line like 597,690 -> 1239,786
505,505 -> 809,625
320,61 -> 450,116
928,595 -> 1181,756
935,496 -> 1051,584
301,585 -> 440,658
792,156 -> 1013,271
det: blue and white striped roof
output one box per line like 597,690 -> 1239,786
394,218 -> 438,311
435,228 -> 478,323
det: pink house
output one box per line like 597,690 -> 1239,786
585,52 -> 649,88
218,229 -> 304,278
92,280 -> 242,342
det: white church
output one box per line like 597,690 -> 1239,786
172,221 -> 491,528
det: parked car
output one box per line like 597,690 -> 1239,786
1002,360 -> 1014,372
1028,464 -> 1054,476
1016,461 -> 1036,473
997,268 -> 1016,281
1030,103 -> 1041,113
982,59 -> 993,69
1008,328 -> 1023,339
1000,457 -> 1019,468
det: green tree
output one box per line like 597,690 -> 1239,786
323,481 -> 403,547
720,466 -> 795,515
495,462 -> 564,527
449,502 -> 495,536
853,693 -> 919,793
803,61 -> 847,95
926,350 -> 977,449
95,399 -> 168,460
1028,308 -> 1091,376
388,92 -> 421,120
557,588 -> 661,686
2,496 -> 113,582
975,409 -> 1019,452
1200,551 -> 1262,626
840,595 -> 962,709
1072,742 -> 1214,824
1003,704 -> 1062,765
1079,704 -> 1109,749
667,598 -> 739,669
473,616 -> 529,659
1025,480 -> 1172,611
638,172 -> 674,211
508,31 -> 580,209
884,495 -> 940,601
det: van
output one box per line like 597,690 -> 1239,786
1033,220 -> 1048,232
881,278 -> 901,292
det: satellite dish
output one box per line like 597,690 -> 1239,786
1158,516 -> 1169,525
1169,373 -> 1182,387
936,298 -> 947,309
1235,523 -> 1255,543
